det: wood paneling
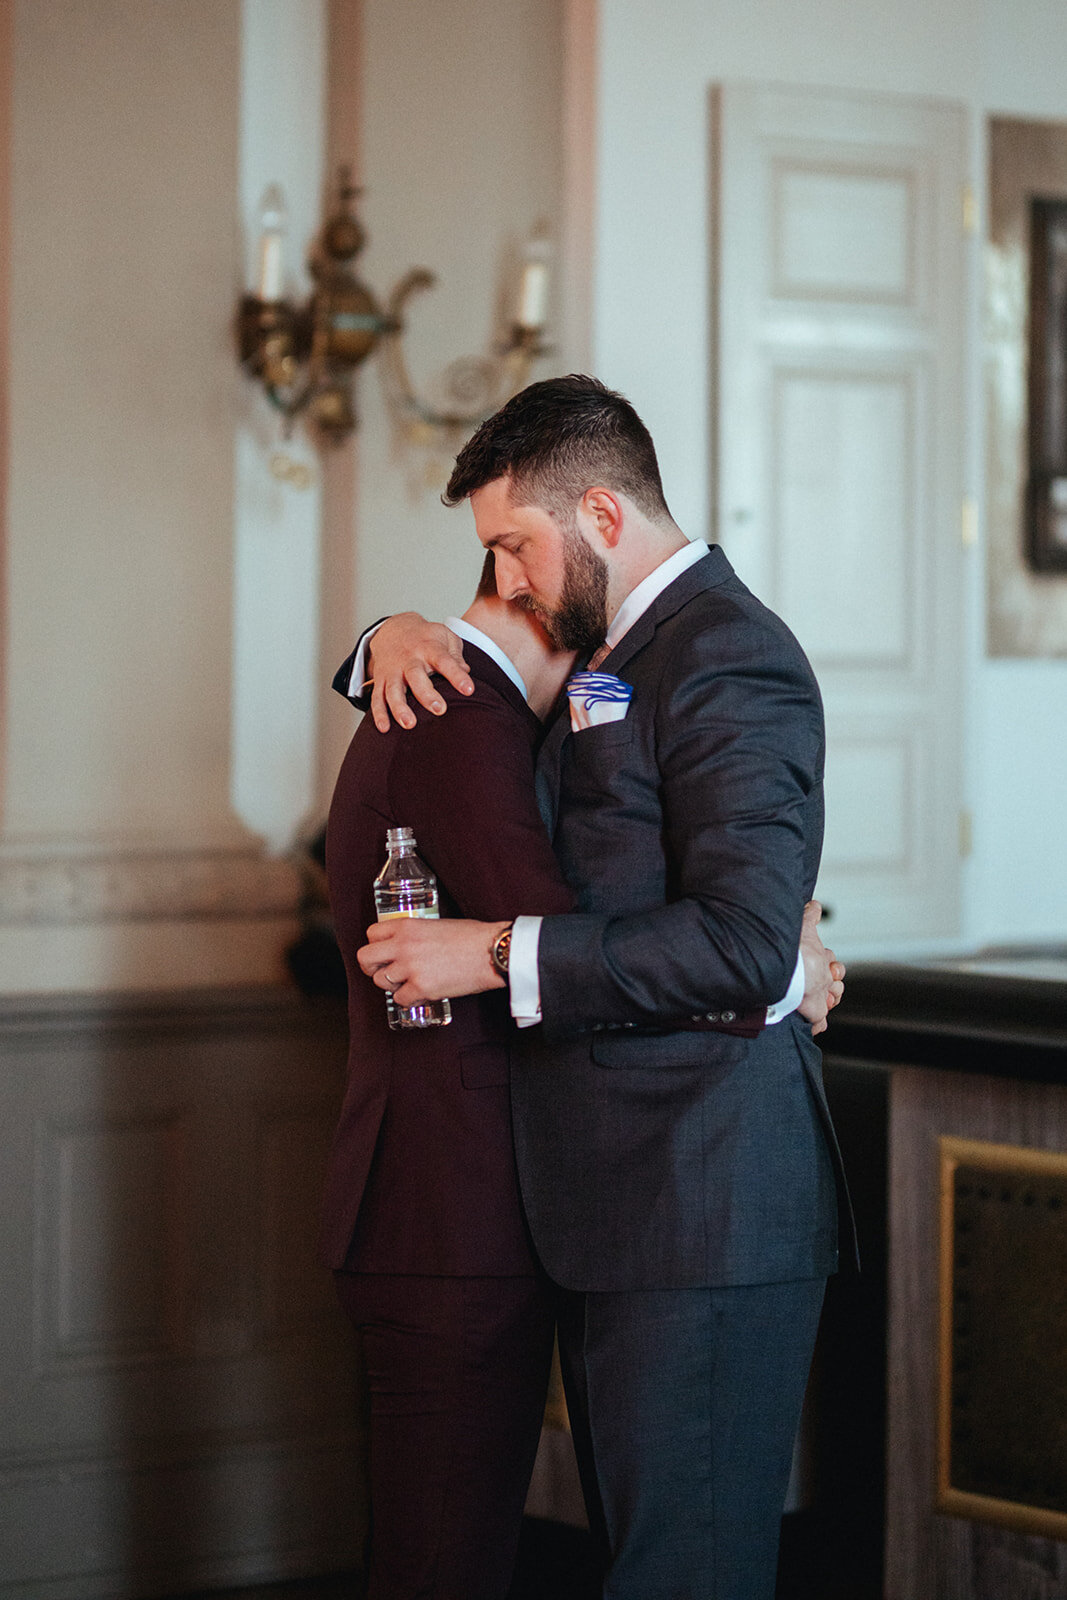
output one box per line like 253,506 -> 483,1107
0,987 -> 363,1600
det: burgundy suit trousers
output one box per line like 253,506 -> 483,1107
335,1271 -> 557,1600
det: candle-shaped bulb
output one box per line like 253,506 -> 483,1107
256,184 -> 288,302
516,230 -> 551,332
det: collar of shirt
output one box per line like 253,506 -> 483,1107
603,539 -> 710,653
445,616 -> 528,702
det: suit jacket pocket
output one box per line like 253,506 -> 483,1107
591,1030 -> 746,1070
569,718 -> 636,756
460,1042 -> 510,1089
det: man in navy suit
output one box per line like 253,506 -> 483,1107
358,376 -> 852,1600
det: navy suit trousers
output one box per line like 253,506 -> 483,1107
556,1277 -> 826,1600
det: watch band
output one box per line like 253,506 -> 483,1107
490,922 -> 514,980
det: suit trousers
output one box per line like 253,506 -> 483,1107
555,1276 -> 826,1600
334,1270 -> 556,1600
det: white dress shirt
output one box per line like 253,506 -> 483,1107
444,616 -> 527,698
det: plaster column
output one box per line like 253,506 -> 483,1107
233,0 -> 329,850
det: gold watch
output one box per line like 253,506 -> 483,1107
490,922 -> 514,980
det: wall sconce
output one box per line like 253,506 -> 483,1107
236,166 -> 550,450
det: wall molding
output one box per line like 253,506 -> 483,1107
0,1419 -> 361,1487
0,983 -> 346,1043
0,848 -> 301,925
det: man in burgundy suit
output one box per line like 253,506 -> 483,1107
322,567 -> 578,1600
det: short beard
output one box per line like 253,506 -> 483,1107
517,531 -> 609,652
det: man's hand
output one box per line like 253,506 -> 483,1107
798,900 -> 845,1036
357,917 -> 508,1007
367,613 -> 474,733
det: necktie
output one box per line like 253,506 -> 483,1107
586,640 -> 612,671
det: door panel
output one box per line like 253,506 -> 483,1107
774,364 -> 917,666
774,164 -> 916,303
714,85 -> 967,946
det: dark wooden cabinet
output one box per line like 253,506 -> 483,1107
816,960 -> 1067,1600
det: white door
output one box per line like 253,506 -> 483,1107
713,85 -> 968,949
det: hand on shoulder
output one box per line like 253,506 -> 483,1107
368,613 -> 473,733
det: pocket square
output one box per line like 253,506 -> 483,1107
566,671 -> 633,732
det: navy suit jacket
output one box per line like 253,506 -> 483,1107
320,646 -> 574,1274
511,546 -> 853,1290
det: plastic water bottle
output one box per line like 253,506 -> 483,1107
373,826 -> 452,1029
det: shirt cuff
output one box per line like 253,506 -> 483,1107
345,621 -> 384,700
508,915 -> 543,1027
765,948 -> 805,1025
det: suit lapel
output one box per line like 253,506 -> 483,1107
596,547 -> 734,680
579,547 -> 739,684
535,707 -> 570,837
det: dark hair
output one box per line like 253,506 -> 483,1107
443,374 -> 671,525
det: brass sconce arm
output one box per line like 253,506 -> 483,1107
377,268 -> 548,445
235,168 -> 550,452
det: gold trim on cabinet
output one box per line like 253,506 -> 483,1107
937,1135 -> 1067,1540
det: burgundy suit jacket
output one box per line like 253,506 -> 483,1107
320,646 -> 575,1275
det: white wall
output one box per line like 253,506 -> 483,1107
6,0 -> 246,850
591,0 -> 1067,950
0,0 -> 302,993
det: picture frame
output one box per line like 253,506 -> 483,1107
1026,197 -> 1067,572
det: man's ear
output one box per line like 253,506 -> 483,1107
579,487 -> 624,549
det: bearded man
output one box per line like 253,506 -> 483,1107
355,376 -> 853,1600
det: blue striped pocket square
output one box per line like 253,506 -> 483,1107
566,671 -> 633,732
